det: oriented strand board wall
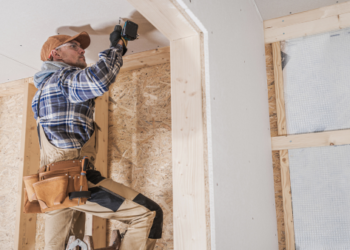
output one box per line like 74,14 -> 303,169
107,63 -> 173,249
0,94 -> 24,250
265,44 -> 285,250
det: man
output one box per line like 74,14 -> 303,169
31,29 -> 163,250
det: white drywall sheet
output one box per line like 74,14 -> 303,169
181,0 -> 278,249
282,27 -> 350,135
282,28 -> 350,248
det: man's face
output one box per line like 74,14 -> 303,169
55,41 -> 87,69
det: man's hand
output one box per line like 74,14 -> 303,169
110,25 -> 127,56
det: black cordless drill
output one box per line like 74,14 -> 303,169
110,20 -> 138,55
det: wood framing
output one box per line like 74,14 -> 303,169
271,129 -> 350,150
120,46 -> 170,73
127,0 -> 207,249
15,80 -> 40,250
272,42 -> 295,250
88,92 -> 109,248
264,1 -> 350,43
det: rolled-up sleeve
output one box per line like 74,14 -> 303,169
57,44 -> 123,103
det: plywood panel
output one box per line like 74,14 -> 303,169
107,63 -> 173,249
0,93 -> 25,250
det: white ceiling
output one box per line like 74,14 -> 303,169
0,0 -> 169,84
255,0 -> 348,20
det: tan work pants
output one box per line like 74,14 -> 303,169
45,179 -> 158,250
37,119 -> 162,250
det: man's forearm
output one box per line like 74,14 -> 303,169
57,45 -> 123,103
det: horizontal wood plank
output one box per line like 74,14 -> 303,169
264,1 -> 350,43
0,77 -> 33,97
121,46 -> 170,72
271,129 -> 350,150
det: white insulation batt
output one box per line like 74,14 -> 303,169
282,28 -> 350,249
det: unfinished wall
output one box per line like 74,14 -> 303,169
0,94 -> 24,250
107,63 -> 172,248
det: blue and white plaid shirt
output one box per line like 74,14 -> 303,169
32,45 -> 123,149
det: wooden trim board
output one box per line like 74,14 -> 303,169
272,42 -> 295,250
264,1 -> 350,43
15,79 -> 40,250
170,34 -> 206,250
271,129 -> 350,150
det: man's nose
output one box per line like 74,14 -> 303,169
79,48 -> 85,55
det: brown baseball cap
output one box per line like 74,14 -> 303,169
40,31 -> 91,61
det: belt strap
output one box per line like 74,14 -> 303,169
39,160 -> 95,173
69,191 -> 91,200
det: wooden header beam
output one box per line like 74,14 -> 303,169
264,1 -> 350,43
120,46 -> 170,73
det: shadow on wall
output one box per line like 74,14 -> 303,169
56,10 -> 169,62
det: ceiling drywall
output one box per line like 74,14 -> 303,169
254,0 -> 348,20
0,0 -> 169,84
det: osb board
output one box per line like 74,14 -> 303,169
265,44 -> 285,250
107,63 -> 173,249
0,94 -> 24,250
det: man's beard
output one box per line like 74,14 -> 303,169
74,59 -> 87,69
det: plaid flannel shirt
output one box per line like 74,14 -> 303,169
31,45 -> 123,149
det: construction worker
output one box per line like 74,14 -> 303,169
32,28 -> 163,250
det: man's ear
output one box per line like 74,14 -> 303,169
51,49 -> 62,61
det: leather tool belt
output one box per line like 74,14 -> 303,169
23,159 -> 92,213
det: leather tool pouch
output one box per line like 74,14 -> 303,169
23,160 -> 90,213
